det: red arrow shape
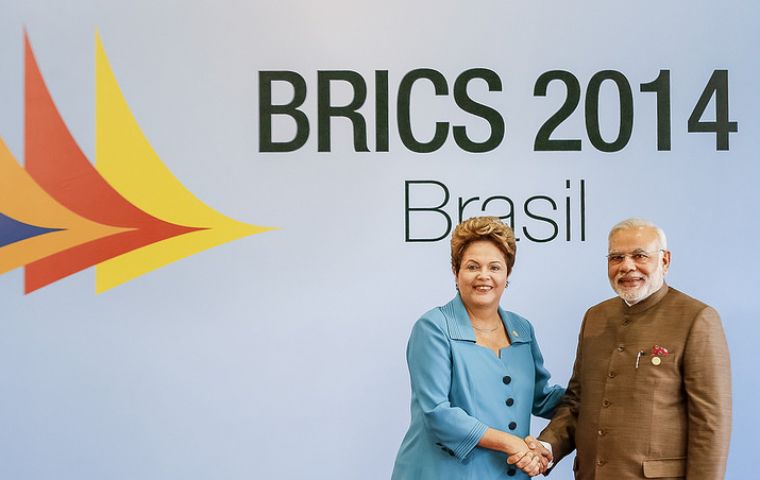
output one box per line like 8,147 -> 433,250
23,32 -> 200,293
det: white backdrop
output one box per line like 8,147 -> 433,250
1,1 -> 757,479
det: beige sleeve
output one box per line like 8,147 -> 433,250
683,306 -> 731,480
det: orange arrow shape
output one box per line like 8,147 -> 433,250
0,136 -> 127,278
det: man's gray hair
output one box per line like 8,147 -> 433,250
608,218 -> 668,250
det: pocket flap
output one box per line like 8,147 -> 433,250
642,458 -> 686,478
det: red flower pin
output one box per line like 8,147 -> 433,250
651,345 -> 669,357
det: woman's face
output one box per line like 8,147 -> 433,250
455,240 -> 509,311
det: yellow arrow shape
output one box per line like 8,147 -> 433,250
94,33 -> 272,292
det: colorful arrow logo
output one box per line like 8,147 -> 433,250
0,32 -> 272,293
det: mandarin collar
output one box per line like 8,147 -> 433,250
444,294 -> 532,344
620,282 -> 670,315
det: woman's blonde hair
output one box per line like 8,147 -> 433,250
451,216 -> 516,274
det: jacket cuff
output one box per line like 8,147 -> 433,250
453,422 -> 488,462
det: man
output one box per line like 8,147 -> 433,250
519,218 -> 731,478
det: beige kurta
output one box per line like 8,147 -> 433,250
540,284 -> 731,479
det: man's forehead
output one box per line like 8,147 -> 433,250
609,227 -> 659,250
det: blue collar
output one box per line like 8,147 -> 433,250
441,294 -> 532,344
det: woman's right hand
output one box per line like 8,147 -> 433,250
499,434 -> 544,476
478,429 -> 544,476
507,436 -> 552,476
507,449 -> 543,477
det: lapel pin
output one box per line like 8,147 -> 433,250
650,344 -> 669,366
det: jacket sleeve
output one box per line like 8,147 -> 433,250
683,306 -> 731,479
528,322 -> 566,419
406,315 -> 488,463
538,313 -> 587,467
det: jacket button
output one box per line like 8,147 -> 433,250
508,422 -> 517,430
617,345 -> 625,352
505,398 -> 515,406
503,375 -> 512,385
607,371 -> 616,378
602,399 -> 611,407
597,429 -> 606,436
597,459 -> 607,466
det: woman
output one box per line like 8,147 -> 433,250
392,216 -> 565,479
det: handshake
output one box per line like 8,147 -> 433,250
507,436 -> 553,477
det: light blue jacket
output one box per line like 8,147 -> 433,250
392,295 -> 565,479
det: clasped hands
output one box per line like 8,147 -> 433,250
507,436 -> 552,477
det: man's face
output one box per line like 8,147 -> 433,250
607,226 -> 671,304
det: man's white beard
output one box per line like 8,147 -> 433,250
613,271 -> 664,305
